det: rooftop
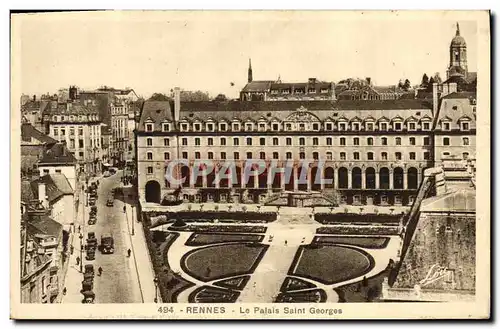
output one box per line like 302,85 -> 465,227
38,142 -> 77,165
21,123 -> 57,145
30,173 -> 74,203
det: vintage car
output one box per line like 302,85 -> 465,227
88,216 -> 97,225
90,205 -> 98,215
88,199 -> 96,207
86,249 -> 95,260
84,264 -> 94,275
81,290 -> 95,303
106,197 -> 114,207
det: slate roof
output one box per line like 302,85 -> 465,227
441,91 -> 476,100
38,142 -> 77,165
27,213 -> 63,237
21,179 -> 36,203
44,102 -> 99,116
30,173 -> 73,203
241,81 -> 274,92
138,100 -> 174,127
21,123 -> 56,144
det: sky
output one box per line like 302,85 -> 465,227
13,11 -> 478,99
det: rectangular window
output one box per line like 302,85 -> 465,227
286,123 -> 292,131
395,152 -> 402,160
164,152 -> 170,160
147,166 -> 154,174
195,152 -> 201,159
162,123 -> 170,132
366,123 -> 374,131
260,138 -> 266,146
164,138 -> 170,146
233,137 -> 239,146
273,152 -> 279,159
147,152 -> 153,160
353,152 -> 360,160
423,137 -> 430,145
207,138 -> 213,146
409,137 -> 416,145
461,122 -> 470,131
326,152 -> 333,160
340,138 -> 346,146
339,123 -> 346,131
340,152 -> 346,160
286,138 -> 292,146
259,123 -> 266,131
380,123 -> 388,131
443,137 -> 450,146
193,123 -> 201,131
220,138 -> 226,146
246,152 -> 252,159
245,123 -> 253,131
394,122 -> 402,131
409,152 -> 416,160
232,123 -> 240,131
181,123 -> 188,131
221,152 -> 226,160
313,152 -> 319,160
207,123 -> 214,131
61,129 -> 65,136
286,152 -> 292,159
424,152 -> 430,160
246,138 -> 252,146
462,152 -> 469,160
326,137 -> 332,146
53,128 -> 58,136
313,138 -> 319,146
195,138 -> 201,146
79,151 -> 84,158
423,122 -> 430,130
325,123 -> 333,130
382,152 -> 388,160
352,123 -> 360,131
367,152 -> 374,160
408,122 -> 416,131
145,123 -> 153,132
78,140 -> 84,148
208,152 -> 214,160
182,138 -> 187,146
78,128 -> 83,136
353,138 -> 359,146
272,123 -> 279,131
69,139 -> 75,149
220,123 -> 227,131
182,152 -> 188,159
234,152 -> 239,160
312,123 -> 319,130
272,138 -> 279,146
260,152 -> 266,159
443,122 -> 450,131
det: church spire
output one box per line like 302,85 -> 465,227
456,22 -> 460,36
248,58 -> 253,83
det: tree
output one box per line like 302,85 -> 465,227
214,94 -> 227,101
180,90 -> 210,102
403,79 -> 411,91
148,93 -> 170,101
420,74 -> 429,88
426,77 -> 435,92
433,72 -> 442,84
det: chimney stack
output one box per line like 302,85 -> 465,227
38,183 -> 48,209
366,77 -> 372,86
174,87 -> 181,122
33,95 -> 36,102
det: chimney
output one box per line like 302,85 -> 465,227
38,183 -> 48,209
432,83 -> 439,113
366,77 -> 372,86
308,78 -> 316,85
174,87 -> 181,122
33,95 -> 36,101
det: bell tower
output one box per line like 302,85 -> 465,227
247,58 -> 253,83
447,22 -> 468,79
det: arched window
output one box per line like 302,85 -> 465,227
299,137 -> 305,146
395,137 -> 401,145
367,137 -> 373,145
338,167 -> 348,189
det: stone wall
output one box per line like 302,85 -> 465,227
394,213 -> 475,291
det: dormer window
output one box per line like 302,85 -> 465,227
285,123 -> 292,131
320,88 -> 329,94
308,88 -> 316,93
232,123 -> 240,131
180,123 -> 188,131
380,122 -> 388,131
365,122 -> 374,131
194,123 -> 201,131
461,122 -> 470,131
272,123 -> 280,131
422,122 -> 431,131
312,123 -> 319,131
206,123 -> 214,131
352,122 -> 360,131
299,123 -> 305,131
162,123 -> 170,132
145,123 -> 154,132
393,122 -> 402,131
245,123 -> 253,131
442,122 -> 451,131
408,122 -> 416,131
271,89 -> 279,95
258,123 -> 266,131
282,89 -> 290,95
325,122 -> 333,131
219,123 -> 227,131
338,123 -> 347,131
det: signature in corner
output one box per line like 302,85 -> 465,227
419,264 -> 453,287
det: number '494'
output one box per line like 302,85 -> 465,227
158,306 -> 174,313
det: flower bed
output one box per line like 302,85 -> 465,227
275,289 -> 327,303
313,236 -> 390,249
143,229 -> 195,302
188,286 -> 240,303
213,275 -> 250,291
166,211 -> 277,223
169,225 -> 268,234
181,243 -> 268,282
316,225 -> 399,236
314,213 -> 401,225
280,277 -> 317,292
185,233 -> 264,246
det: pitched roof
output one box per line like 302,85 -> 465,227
27,213 -> 63,237
45,102 -> 100,116
138,101 -> 174,127
441,91 -> 476,100
241,81 -> 273,92
31,174 -> 73,203
21,179 -> 36,203
38,142 -> 77,165
21,123 -> 57,144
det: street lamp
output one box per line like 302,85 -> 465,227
79,233 -> 84,273
153,276 -> 159,303
131,203 -> 135,236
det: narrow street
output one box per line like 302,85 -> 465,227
62,171 -> 142,303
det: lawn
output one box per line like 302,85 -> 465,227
291,245 -> 374,285
313,236 -> 390,249
182,243 -> 268,281
185,233 -> 263,246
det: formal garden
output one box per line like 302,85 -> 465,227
185,233 -> 264,246
169,223 -> 268,234
188,286 -> 241,303
312,236 -> 390,249
316,225 -> 400,236
181,243 -> 269,282
314,212 -> 402,225
275,289 -> 327,303
289,245 -> 374,285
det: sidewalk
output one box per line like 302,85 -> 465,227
124,198 -> 161,303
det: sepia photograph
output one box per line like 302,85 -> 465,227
10,10 -> 490,319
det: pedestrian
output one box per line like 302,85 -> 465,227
123,205 -> 126,213
70,245 -> 74,255
63,287 -> 67,295
284,240 -> 288,246
76,256 -> 80,266
98,266 -> 103,276
127,248 -> 131,257
78,225 -> 81,233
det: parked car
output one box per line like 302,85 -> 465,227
86,249 -> 95,261
84,264 -> 94,276
106,197 -> 114,207
88,217 -> 97,225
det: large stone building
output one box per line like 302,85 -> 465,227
43,101 -> 103,175
110,97 -> 140,166
136,23 -> 476,208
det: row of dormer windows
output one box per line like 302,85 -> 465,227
144,150 -> 431,162
146,136 -> 432,147
144,120 -> 436,133
52,114 -> 99,122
